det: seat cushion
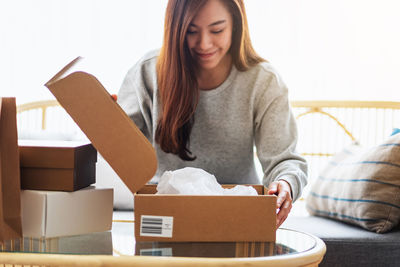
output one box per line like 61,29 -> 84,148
282,215 -> 400,267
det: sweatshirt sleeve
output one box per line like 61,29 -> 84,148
254,71 -> 308,202
117,59 -> 154,141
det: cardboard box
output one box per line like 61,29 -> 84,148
135,185 -> 276,242
19,140 -> 97,191
21,186 -> 113,238
45,57 -> 277,242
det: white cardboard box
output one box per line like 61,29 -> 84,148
21,186 -> 113,238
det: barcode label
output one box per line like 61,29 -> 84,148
140,248 -> 173,256
140,215 -> 173,238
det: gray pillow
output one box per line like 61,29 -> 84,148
306,134 -> 400,233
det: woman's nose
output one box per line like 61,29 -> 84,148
198,32 -> 212,50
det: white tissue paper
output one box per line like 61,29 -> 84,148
156,167 -> 258,196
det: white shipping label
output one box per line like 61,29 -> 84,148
140,215 -> 173,238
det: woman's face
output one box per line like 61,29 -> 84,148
186,0 -> 233,72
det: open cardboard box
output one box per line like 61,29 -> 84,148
45,57 -> 277,242
135,184 -> 276,242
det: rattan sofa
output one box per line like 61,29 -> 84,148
284,101 -> 400,267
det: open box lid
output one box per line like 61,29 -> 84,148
45,57 -> 157,194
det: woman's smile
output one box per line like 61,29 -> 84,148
195,50 -> 217,60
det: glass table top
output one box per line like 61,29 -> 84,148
0,221 -> 317,258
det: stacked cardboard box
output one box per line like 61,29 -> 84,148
18,140 -> 113,238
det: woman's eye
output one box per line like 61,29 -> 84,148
187,30 -> 197,34
211,29 -> 224,34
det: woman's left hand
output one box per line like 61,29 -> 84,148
267,180 -> 293,228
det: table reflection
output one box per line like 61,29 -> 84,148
0,231 -> 112,255
135,241 -> 296,258
0,224 -> 316,259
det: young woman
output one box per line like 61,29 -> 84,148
118,0 -> 307,227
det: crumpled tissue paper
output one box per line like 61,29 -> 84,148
156,167 -> 258,196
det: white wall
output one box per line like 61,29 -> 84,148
246,0 -> 400,101
1,0 -> 399,104
0,0 -> 167,104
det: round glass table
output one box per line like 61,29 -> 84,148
1,217 -> 326,266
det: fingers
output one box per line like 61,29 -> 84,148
276,189 -> 291,227
267,181 -> 279,195
276,187 -> 287,207
269,181 -> 292,208
276,198 -> 292,228
268,180 -> 293,228
276,184 -> 292,207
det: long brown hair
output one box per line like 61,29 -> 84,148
156,0 -> 264,161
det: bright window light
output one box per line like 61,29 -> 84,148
1,0 -> 399,104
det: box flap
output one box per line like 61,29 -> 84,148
45,57 -> 157,193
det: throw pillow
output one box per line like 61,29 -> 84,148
392,128 -> 400,136
306,134 -> 400,233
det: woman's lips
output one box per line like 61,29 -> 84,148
196,51 -> 216,60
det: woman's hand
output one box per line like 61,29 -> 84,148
267,180 -> 293,228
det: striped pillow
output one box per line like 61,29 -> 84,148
306,134 -> 400,233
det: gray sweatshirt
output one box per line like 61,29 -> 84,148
118,50 -> 307,201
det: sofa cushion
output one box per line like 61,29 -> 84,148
282,215 -> 400,267
306,134 -> 400,233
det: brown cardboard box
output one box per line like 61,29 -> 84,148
45,57 -> 277,242
19,140 -> 97,191
135,185 -> 276,242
